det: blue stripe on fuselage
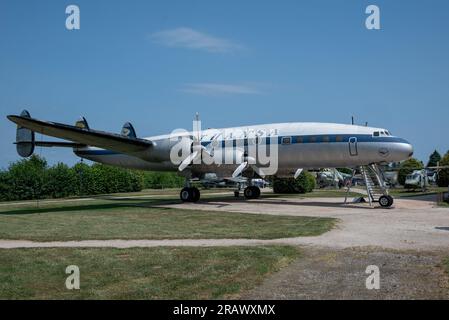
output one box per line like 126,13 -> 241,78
75,134 -> 409,156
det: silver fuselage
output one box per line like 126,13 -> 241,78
74,122 -> 413,178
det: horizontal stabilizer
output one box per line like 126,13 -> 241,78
7,114 -> 152,155
15,141 -> 86,148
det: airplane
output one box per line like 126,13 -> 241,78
7,110 -> 414,207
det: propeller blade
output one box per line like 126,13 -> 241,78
232,161 -> 248,178
253,167 -> 265,178
294,168 -> 303,179
251,165 -> 266,178
178,150 -> 199,171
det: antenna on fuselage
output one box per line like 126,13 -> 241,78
351,116 -> 354,125
194,112 -> 200,143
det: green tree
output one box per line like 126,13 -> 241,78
427,150 -> 441,167
398,158 -> 423,186
7,155 -> 47,200
72,161 -> 93,196
141,171 -> 184,189
272,171 -> 315,194
436,151 -> 449,187
45,163 -> 77,198
0,170 -> 12,201
336,168 -> 353,175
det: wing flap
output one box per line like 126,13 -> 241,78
7,115 -> 152,154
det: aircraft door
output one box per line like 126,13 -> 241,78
348,137 -> 358,156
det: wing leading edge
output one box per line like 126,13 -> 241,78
7,114 -> 152,155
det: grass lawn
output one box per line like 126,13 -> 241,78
389,187 -> 448,198
0,246 -> 299,299
0,197 -> 336,241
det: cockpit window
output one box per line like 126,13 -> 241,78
374,131 -> 391,137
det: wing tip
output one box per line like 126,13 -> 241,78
7,115 -> 19,122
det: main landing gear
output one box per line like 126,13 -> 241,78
179,182 -> 261,202
180,187 -> 200,202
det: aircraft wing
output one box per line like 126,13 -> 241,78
7,114 -> 152,154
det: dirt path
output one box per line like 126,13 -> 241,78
242,247 -> 449,299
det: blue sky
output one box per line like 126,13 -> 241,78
1,0 -> 448,168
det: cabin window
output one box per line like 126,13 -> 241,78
322,136 -> 330,142
310,136 -> 317,143
336,136 -> 343,142
248,137 -> 256,145
297,136 -> 303,143
281,136 -> 291,145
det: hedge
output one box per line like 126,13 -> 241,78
0,155 -> 183,201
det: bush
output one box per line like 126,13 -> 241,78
272,171 -> 315,194
0,156 -> 146,201
6,155 -> 47,200
0,171 -> 12,201
398,158 -> 423,186
437,152 -> 449,187
45,163 -> 77,198
141,171 -> 184,189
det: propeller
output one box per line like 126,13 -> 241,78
232,161 -> 248,178
231,156 -> 266,178
178,113 -> 214,172
294,168 -> 303,179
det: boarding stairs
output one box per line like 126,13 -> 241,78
360,165 -> 389,206
344,164 -> 390,206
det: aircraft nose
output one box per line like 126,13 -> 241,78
395,139 -> 413,160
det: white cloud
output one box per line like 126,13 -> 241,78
149,27 -> 243,53
180,83 -> 261,96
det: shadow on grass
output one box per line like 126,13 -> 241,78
0,199 -> 178,215
0,191 -> 371,215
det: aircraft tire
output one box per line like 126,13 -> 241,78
253,186 -> 261,198
180,187 -> 192,202
244,186 -> 260,199
191,187 -> 201,202
244,187 -> 254,199
386,195 -> 394,207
